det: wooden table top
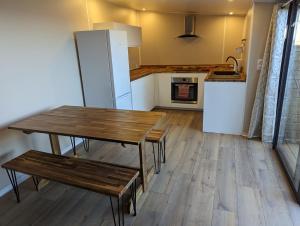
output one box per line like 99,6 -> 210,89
8,106 -> 166,145
2,150 -> 139,197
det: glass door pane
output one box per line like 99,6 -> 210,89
277,3 -> 300,189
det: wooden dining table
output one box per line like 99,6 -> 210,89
8,105 -> 166,192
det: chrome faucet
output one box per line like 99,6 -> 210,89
226,56 -> 239,73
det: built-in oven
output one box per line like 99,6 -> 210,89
171,77 -> 198,104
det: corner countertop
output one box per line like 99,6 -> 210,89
130,65 -> 246,82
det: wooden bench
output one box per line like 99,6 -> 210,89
146,128 -> 168,173
2,150 -> 139,226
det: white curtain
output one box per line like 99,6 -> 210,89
248,5 -> 288,143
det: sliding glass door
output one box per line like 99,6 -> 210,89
273,0 -> 300,198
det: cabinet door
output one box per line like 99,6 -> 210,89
94,22 -> 142,47
109,31 -> 131,98
157,74 -> 172,107
126,26 -> 142,47
203,82 -> 246,135
131,75 -> 155,111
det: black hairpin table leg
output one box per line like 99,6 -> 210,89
70,136 -> 76,156
82,138 -> 90,152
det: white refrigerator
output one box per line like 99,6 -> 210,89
75,30 -> 132,110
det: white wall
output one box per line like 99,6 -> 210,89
0,0 -> 143,195
243,3 -> 274,133
87,0 -> 140,26
0,0 -> 89,192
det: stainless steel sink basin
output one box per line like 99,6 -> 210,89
212,70 -> 239,76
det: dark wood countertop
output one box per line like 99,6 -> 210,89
130,65 -> 246,82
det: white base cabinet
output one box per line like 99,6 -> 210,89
131,72 -> 246,136
131,73 -> 207,111
203,81 -> 246,135
156,73 -> 170,108
131,74 -> 156,111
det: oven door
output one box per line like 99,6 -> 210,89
171,82 -> 198,104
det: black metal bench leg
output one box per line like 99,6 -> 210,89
70,136 -> 76,156
130,179 -> 137,216
109,196 -> 117,226
158,142 -> 161,173
152,143 -> 158,174
32,176 -> 40,191
82,138 -> 90,152
163,137 -> 166,163
121,196 -> 125,226
117,198 -> 122,226
5,169 -> 20,203
109,196 -> 125,226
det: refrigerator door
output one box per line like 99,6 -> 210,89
108,30 -> 131,98
116,92 -> 133,110
75,30 -> 114,108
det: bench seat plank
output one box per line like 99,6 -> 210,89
2,150 -> 139,198
146,129 -> 168,142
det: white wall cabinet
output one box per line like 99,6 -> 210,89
203,81 -> 246,135
131,74 -> 156,111
93,22 -> 142,47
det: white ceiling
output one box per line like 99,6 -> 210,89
106,0 -> 254,15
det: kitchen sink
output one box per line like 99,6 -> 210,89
212,70 -> 239,76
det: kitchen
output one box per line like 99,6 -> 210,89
76,13 -> 248,135
1,0 -> 300,226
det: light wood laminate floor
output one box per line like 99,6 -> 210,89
0,109 -> 299,226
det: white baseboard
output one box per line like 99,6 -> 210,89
0,139 -> 83,198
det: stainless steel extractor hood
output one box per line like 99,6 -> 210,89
178,15 -> 199,38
